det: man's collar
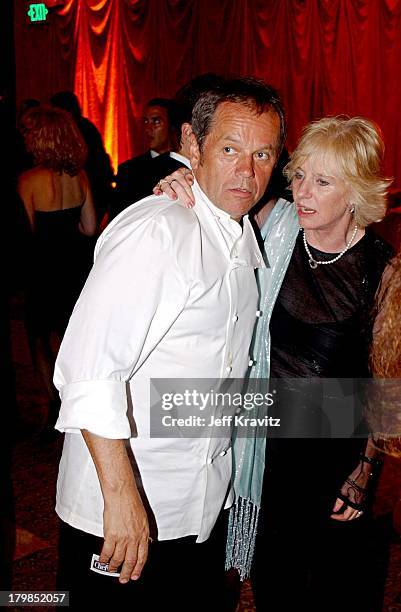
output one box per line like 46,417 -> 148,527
191,180 -> 265,269
192,179 -> 234,222
169,151 -> 191,169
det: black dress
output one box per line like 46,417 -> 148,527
252,230 -> 392,612
26,206 -> 93,339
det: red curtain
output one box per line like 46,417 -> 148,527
15,0 -> 401,187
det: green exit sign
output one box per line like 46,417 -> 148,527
27,3 -> 49,22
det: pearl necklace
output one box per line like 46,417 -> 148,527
302,224 -> 359,269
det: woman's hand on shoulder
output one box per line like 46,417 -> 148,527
153,167 -> 195,208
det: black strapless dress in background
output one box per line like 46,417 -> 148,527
26,206 -> 93,338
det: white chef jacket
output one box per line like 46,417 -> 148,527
54,180 -> 264,543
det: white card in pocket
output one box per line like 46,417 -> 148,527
90,553 -> 121,577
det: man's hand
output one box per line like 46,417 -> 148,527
81,430 -> 150,584
100,485 -> 149,583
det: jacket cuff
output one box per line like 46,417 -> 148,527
55,379 -> 132,438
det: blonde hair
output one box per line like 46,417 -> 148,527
284,116 -> 392,228
23,105 -> 87,176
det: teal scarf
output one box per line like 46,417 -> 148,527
226,199 -> 299,579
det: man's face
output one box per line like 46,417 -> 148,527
143,105 -> 171,153
190,101 -> 280,220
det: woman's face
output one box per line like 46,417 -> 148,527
291,154 -> 352,232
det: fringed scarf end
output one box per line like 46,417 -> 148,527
225,497 -> 260,581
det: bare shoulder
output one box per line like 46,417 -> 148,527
18,167 -> 36,186
18,169 -> 57,209
17,168 -> 39,195
18,167 -> 53,187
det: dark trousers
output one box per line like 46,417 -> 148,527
251,440 -> 389,612
251,510 -> 388,612
57,514 -> 230,612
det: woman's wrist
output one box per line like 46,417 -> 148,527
359,454 -> 383,477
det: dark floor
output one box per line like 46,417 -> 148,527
8,295 -> 401,611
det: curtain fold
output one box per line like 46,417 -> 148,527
15,0 -> 401,185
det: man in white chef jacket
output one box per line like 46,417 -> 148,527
54,77 -> 285,610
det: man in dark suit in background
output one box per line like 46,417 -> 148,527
142,98 -> 175,158
150,74 -> 225,193
111,98 -> 177,218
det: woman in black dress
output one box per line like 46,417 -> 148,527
251,117 -> 393,612
17,105 -> 97,434
152,115 -> 393,611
